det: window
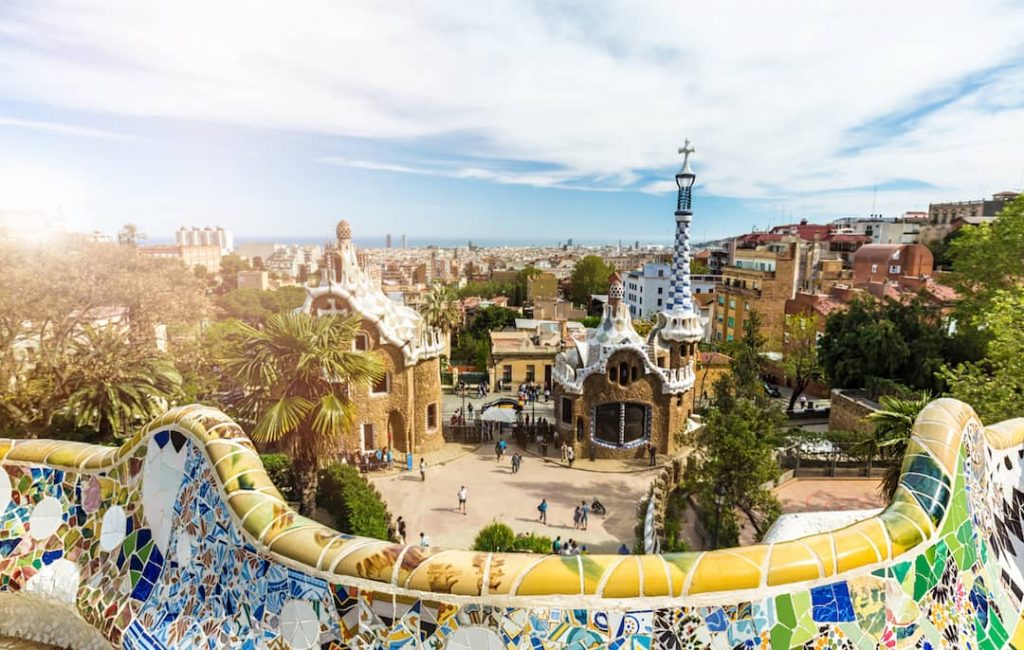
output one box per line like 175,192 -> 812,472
503,365 -> 512,382
871,263 -> 878,273
561,397 -> 573,424
729,299 -> 736,309
361,423 -> 375,450
630,365 -> 639,382
727,316 -> 735,327
657,287 -> 663,294
619,361 -> 629,386
426,403 -> 438,431
657,299 -> 662,306
525,365 -> 536,382
718,295 -> 724,305
371,372 -> 390,395
353,333 -> 369,351
727,333 -> 734,342
889,265 -> 901,274
609,366 -> 618,382
744,302 -> 750,311
593,403 -> 649,447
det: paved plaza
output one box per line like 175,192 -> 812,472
774,477 -> 886,513
372,443 -> 659,553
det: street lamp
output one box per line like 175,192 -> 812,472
712,483 -> 727,550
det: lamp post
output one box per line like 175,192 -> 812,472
712,483 -> 727,550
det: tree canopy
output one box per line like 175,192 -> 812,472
569,256 -> 615,306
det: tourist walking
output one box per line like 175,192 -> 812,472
457,485 -> 468,514
648,443 -> 657,467
396,516 -> 407,544
580,500 -> 590,531
511,452 -> 521,474
567,446 -> 575,468
537,498 -> 548,524
573,505 -> 582,529
560,442 -> 568,462
419,457 -> 426,481
419,532 -> 430,547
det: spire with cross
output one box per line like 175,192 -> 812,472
678,139 -> 695,174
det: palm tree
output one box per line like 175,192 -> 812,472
63,326 -> 182,440
865,392 -> 932,500
420,282 -> 461,350
227,312 -> 383,515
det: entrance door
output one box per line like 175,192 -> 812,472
388,410 -> 408,453
544,364 -> 552,388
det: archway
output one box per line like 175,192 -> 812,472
388,410 -> 408,453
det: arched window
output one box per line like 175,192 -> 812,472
353,332 -> 369,351
618,362 -> 628,386
592,403 -> 649,448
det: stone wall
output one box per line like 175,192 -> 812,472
828,388 -> 881,434
1,401 -> 1022,649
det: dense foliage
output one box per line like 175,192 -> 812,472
471,522 -> 552,553
472,522 -> 517,552
215,287 -> 307,324
781,314 -> 821,410
569,255 -> 615,306
685,313 -> 783,547
818,296 -> 982,397
317,463 -> 393,540
260,453 -> 295,501
450,305 -> 521,370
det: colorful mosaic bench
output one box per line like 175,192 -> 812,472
1,398 -> 1023,648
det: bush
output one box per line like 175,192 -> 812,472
317,463 -> 393,541
260,453 -> 294,501
472,522 -> 517,552
512,532 -> 552,554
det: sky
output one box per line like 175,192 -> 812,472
1,1 -> 1023,244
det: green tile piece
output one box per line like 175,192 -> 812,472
775,593 -> 796,630
769,624 -> 792,649
891,560 -> 911,585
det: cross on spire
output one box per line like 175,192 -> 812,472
678,139 -> 695,172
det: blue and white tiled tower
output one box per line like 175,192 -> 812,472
647,141 -> 703,387
668,139 -> 696,312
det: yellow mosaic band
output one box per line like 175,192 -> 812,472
0,398 -> 1016,603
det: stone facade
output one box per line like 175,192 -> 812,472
713,241 -> 799,350
299,220 -> 445,455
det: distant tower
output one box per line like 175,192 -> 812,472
401,234 -> 407,249
386,233 -> 392,249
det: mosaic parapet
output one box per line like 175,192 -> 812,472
0,399 -> 1023,649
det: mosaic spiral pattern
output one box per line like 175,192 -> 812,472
0,399 -> 1022,648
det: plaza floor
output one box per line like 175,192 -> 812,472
372,443 -> 659,553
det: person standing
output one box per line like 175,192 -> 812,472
537,498 -> 548,524
419,457 -> 426,482
396,516 -> 407,544
567,446 -> 575,468
581,500 -> 590,531
552,536 -> 562,554
573,505 -> 582,530
648,443 -> 657,467
419,532 -> 430,547
457,485 -> 468,515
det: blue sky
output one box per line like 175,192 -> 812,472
1,1 -> 1023,243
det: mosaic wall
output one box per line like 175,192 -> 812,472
1,400 -> 1023,648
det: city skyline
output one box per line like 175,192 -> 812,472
2,2 -> 1023,240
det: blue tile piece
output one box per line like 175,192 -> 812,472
154,430 -> 170,449
810,582 -> 855,623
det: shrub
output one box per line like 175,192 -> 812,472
512,532 -> 552,554
472,522 -> 516,552
317,463 -> 393,541
260,453 -> 294,501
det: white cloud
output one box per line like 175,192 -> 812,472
1,0 -> 1022,216
0,115 -> 133,140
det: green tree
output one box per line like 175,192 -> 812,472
686,314 -> 783,546
690,259 -> 711,275
226,312 -> 384,515
117,223 -> 145,247
569,256 -> 615,306
218,254 -> 251,292
420,282 -> 461,336
817,296 -> 972,396
782,314 -> 821,411
947,193 -> 1024,323
864,392 -> 932,500
632,318 -> 654,338
317,462 -> 394,539
472,522 -> 517,552
61,326 -> 182,440
216,287 -> 307,324
942,290 -> 1024,424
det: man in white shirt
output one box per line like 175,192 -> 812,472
457,485 -> 468,515
419,532 -> 430,547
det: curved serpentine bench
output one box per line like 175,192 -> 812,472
0,398 -> 1022,648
